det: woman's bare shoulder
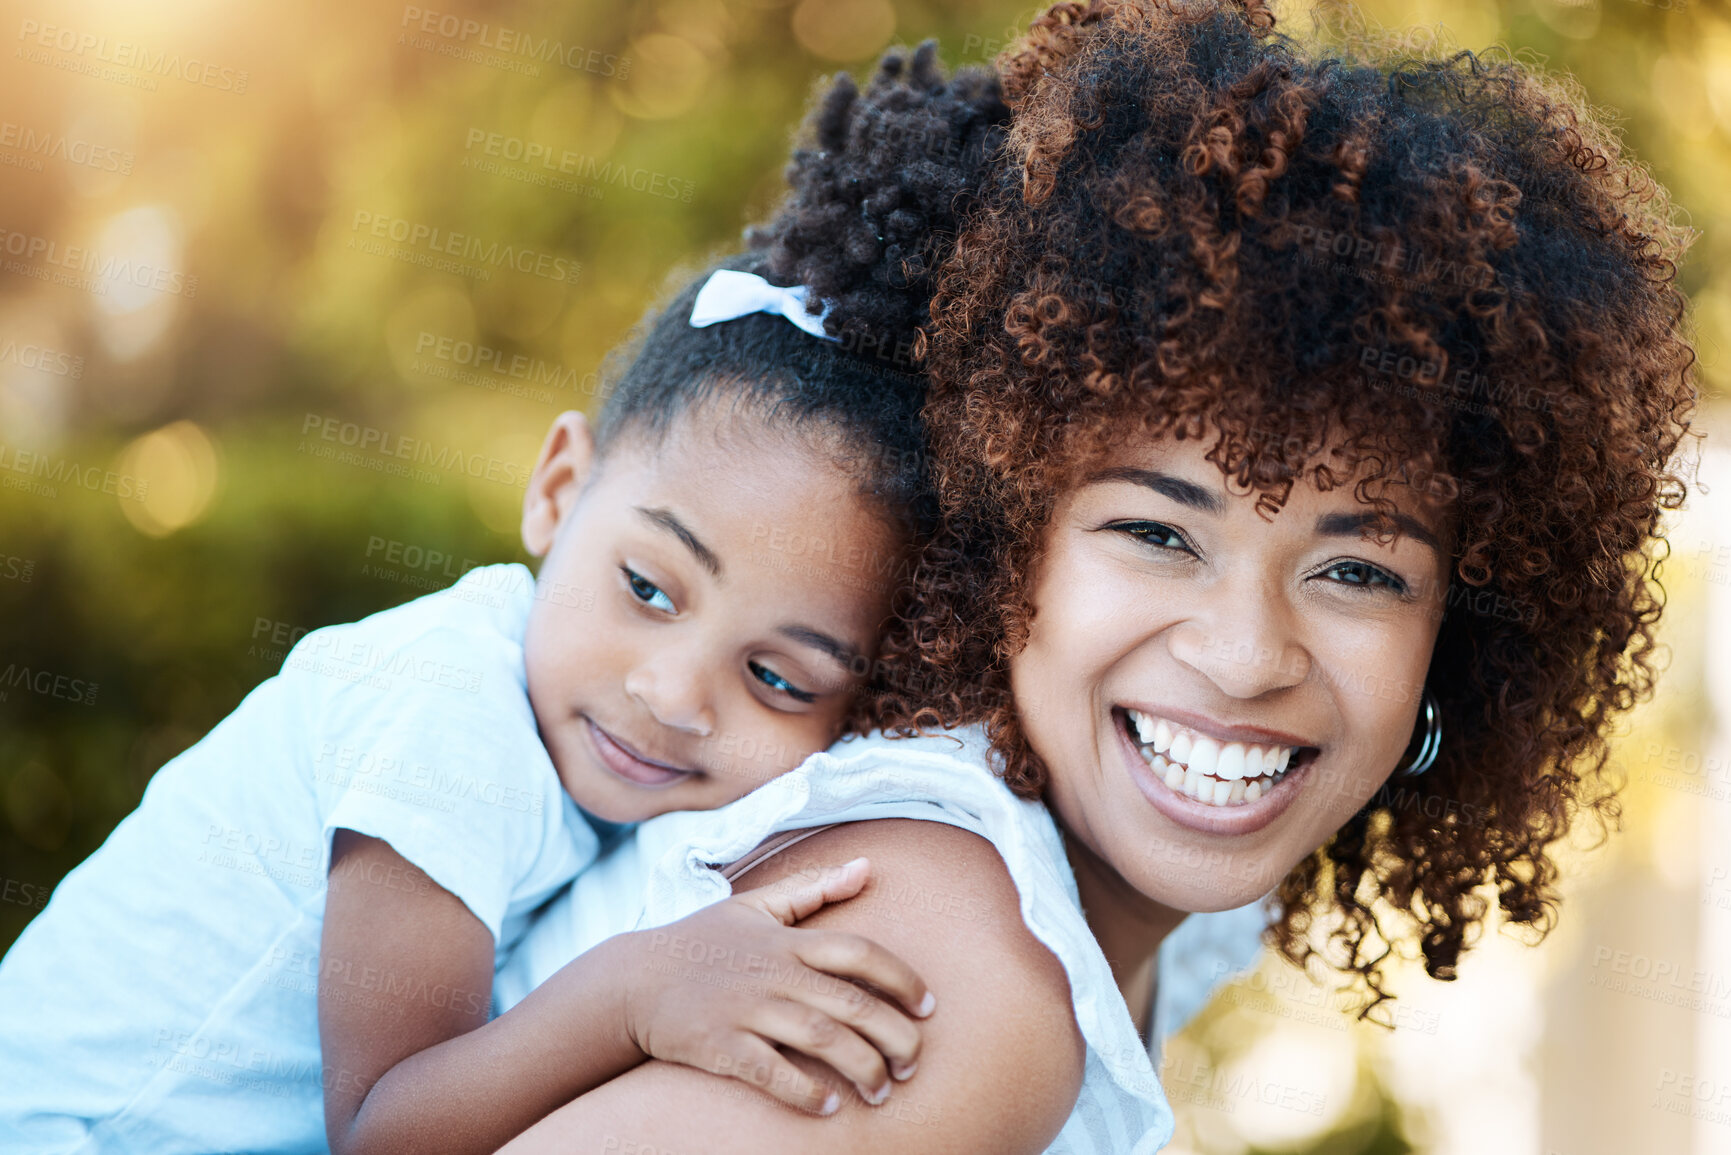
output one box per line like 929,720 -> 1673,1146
500,818 -> 1085,1154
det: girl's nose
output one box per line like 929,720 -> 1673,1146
623,657 -> 717,738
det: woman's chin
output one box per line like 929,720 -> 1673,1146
1124,852 -> 1285,915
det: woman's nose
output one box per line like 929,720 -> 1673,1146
1167,590 -> 1310,699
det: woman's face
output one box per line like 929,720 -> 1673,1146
1010,432 -> 1450,914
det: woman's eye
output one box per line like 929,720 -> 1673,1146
1321,560 -> 1409,595
1114,521 -> 1194,553
749,660 -> 816,704
622,567 -> 676,613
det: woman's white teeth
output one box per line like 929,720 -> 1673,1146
1133,710 -> 1159,746
1125,708 -> 1298,807
1169,730 -> 1193,765
1216,743 -> 1246,781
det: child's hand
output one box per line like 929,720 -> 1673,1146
620,857 -> 935,1115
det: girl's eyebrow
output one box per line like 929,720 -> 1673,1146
1314,511 -> 1442,553
635,506 -> 722,577
777,625 -> 859,673
1085,466 -> 1225,514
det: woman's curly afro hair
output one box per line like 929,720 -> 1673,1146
892,0 -> 1698,1011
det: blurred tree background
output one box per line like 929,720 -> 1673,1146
0,0 -> 1726,1151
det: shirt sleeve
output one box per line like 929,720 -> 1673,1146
294,615 -> 570,943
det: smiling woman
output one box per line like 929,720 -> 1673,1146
905,0 -> 1697,1012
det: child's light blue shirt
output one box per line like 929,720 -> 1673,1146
0,563 -> 599,1154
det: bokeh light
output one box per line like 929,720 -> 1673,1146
113,420 -> 219,536
792,0 -> 897,60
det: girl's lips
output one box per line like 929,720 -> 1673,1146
584,717 -> 696,787
1114,708 -> 1313,837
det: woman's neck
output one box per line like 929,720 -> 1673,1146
1062,825 -> 1189,1034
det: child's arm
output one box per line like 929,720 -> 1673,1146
319,831 -> 934,1155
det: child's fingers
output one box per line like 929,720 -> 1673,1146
794,929 -> 937,1022
782,972 -> 923,1081
708,1032 -> 841,1116
746,1000 -> 894,1108
735,857 -> 871,926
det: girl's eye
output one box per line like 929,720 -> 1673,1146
622,567 -> 676,613
1320,560 -> 1409,595
749,660 -> 817,704
1113,521 -> 1195,553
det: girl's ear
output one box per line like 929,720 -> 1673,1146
521,411 -> 596,558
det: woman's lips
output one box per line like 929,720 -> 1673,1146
1113,706 -> 1314,836
584,717 -> 697,787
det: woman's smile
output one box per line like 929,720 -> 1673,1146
1110,703 -> 1323,837
1110,703 -> 1328,834
1119,706 -> 1314,805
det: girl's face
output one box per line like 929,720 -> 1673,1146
520,402 -> 904,824
1010,433 -> 1449,914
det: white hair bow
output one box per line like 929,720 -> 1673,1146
688,269 -> 838,342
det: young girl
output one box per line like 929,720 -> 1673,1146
492,3 -> 1698,1151
0,45 -> 1009,1155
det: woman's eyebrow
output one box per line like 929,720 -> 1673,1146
777,625 -> 860,672
635,506 -> 722,577
1315,510 -> 1443,553
1085,466 -> 1225,514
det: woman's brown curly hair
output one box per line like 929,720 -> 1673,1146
886,0 -> 1698,1012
